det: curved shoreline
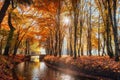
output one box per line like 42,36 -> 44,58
45,61 -> 112,80
44,56 -> 120,80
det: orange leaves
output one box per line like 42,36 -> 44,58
1,24 -> 9,30
0,56 -> 13,80
44,55 -> 120,76
15,0 -> 59,46
0,55 -> 26,80
33,0 -> 58,15
47,2 -> 57,14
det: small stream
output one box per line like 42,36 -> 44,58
15,61 -> 90,80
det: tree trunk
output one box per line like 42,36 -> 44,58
98,15 -> 100,56
78,20 -> 83,57
106,23 -> 113,58
13,32 -> 19,55
112,0 -> 119,61
72,0 -> 78,59
25,39 -> 28,55
105,12 -> 114,58
69,27 -> 73,57
54,31 -> 58,56
0,37 -> 4,54
0,0 -> 10,25
25,39 -> 30,55
81,45 -> 83,56
102,34 -> 106,56
4,12 -> 15,55
87,4 -> 92,56
87,10 -> 89,56
28,40 -> 30,55
57,0 -> 61,57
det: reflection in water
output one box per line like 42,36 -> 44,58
16,62 -> 90,80
31,56 -> 40,62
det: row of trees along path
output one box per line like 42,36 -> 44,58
0,0 -> 120,61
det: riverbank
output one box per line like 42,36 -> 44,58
44,55 -> 120,80
0,55 -> 26,80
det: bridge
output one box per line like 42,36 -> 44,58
26,54 -> 46,61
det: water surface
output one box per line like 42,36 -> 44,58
15,61 -> 90,80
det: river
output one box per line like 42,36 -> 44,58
15,61 -> 91,80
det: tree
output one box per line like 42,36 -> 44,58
95,0 -> 120,61
0,0 -> 33,26
4,10 -> 15,55
0,0 -> 10,25
72,0 -> 79,59
95,0 -> 114,58
98,14 -> 100,56
0,29 -> 7,54
108,0 -> 119,61
77,0 -> 86,57
2,0 -> 33,55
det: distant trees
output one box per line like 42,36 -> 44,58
71,0 -> 79,59
45,0 -> 120,61
0,0 -> 119,61
35,0 -> 120,61
95,0 -> 119,61
45,0 -> 65,57
87,1 -> 92,56
63,0 -> 119,61
110,0 -> 119,61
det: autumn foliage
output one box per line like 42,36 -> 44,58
0,55 -> 25,80
44,55 -> 120,80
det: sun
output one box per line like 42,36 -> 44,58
62,16 -> 70,25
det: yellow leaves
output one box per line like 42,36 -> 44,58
104,66 -> 109,69
11,11 -> 22,24
92,35 -> 98,48
48,2 -> 57,14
